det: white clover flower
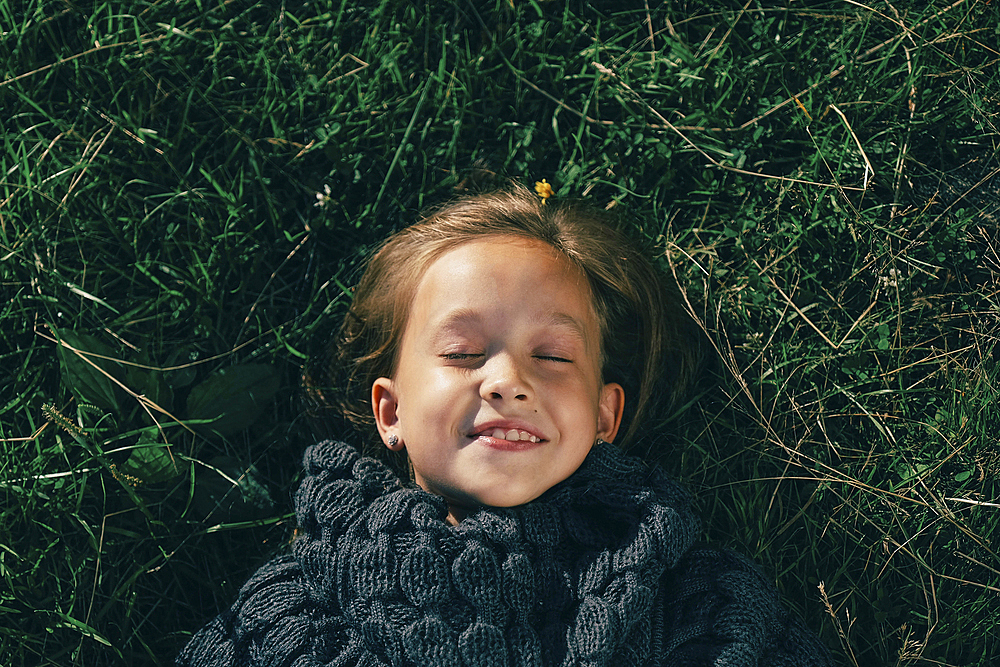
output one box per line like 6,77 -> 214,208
878,268 -> 900,289
314,184 -> 333,208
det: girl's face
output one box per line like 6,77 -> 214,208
372,237 -> 624,524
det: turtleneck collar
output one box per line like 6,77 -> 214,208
287,439 -> 700,666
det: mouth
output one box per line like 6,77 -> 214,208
469,423 -> 546,450
478,427 -> 540,443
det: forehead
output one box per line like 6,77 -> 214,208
408,236 -> 599,338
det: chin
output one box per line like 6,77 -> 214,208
472,490 -> 540,509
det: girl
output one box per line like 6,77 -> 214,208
178,182 -> 833,666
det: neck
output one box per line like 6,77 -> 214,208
445,508 -> 463,525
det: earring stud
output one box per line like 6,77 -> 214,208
388,434 -> 399,449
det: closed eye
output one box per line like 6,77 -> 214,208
441,353 -> 484,361
536,355 -> 572,363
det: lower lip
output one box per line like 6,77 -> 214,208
474,435 -> 545,452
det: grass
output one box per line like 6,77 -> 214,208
1,0 -> 998,664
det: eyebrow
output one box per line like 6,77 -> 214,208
543,312 -> 588,342
425,309 -> 481,347
428,309 -> 588,345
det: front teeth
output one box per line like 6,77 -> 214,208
488,428 -> 539,442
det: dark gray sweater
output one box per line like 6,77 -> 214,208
177,440 -> 834,666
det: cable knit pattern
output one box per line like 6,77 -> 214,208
177,440 -> 833,667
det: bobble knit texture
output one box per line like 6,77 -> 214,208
178,441 -> 834,667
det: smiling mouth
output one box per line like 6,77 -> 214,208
471,428 -> 545,451
481,428 -> 540,443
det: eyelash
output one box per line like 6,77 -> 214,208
537,355 -> 571,363
442,353 -> 482,361
440,353 -> 571,363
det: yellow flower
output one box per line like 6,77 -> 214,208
534,179 -> 553,203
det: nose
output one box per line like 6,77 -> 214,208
480,353 -> 532,402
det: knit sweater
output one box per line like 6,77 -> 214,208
177,440 -> 834,666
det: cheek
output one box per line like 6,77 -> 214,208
424,367 -> 470,396
400,368 -> 470,422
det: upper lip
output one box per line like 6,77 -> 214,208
468,420 -> 547,441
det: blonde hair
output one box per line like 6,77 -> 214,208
308,181 -> 700,460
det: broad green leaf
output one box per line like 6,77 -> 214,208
185,364 -> 280,436
122,430 -> 182,484
53,329 -> 124,415
125,362 -> 175,413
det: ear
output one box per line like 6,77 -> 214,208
597,382 -> 625,443
372,377 -> 404,450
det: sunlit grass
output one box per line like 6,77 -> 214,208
2,1 -> 998,664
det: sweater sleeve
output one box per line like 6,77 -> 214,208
657,546 -> 835,667
176,555 -> 311,667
